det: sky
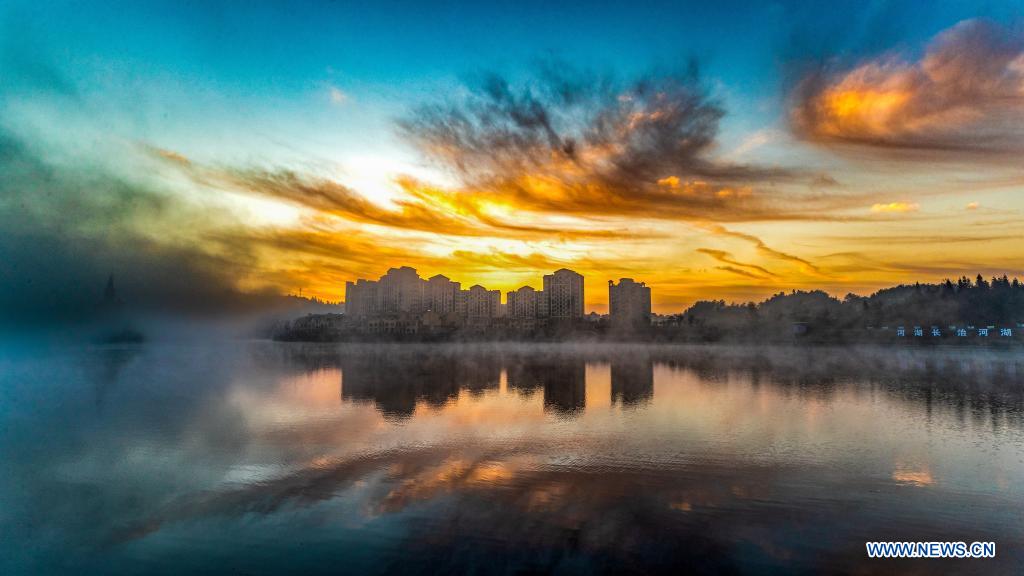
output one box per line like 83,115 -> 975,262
2,0 -> 1024,318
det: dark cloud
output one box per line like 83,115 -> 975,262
791,19 -> 1024,156
402,62 -> 729,180
398,63 -> 855,222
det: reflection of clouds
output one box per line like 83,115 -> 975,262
229,367 -> 348,423
521,482 -> 572,513
407,390 -> 548,430
118,440 -> 788,539
892,463 -> 935,487
468,461 -> 516,484
380,457 -> 474,513
379,456 -> 526,514
278,368 -> 344,406
119,431 -> 1012,573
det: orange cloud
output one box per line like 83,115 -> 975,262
697,248 -> 777,279
715,266 -> 764,280
792,19 -> 1024,155
870,202 -> 919,213
657,175 -> 681,188
147,145 -> 191,166
148,151 -> 647,241
698,223 -> 825,276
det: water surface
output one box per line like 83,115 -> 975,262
2,342 -> 1022,574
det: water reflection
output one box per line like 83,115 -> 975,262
503,354 -> 587,415
340,352 -> 502,418
2,343 -> 1023,574
276,343 -> 1024,431
611,354 -> 654,407
90,347 -> 141,413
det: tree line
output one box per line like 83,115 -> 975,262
670,275 -> 1024,342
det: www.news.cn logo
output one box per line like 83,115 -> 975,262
866,541 -> 995,559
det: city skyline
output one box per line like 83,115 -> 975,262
4,2 -> 1024,320
344,265 -> 594,321
343,265 -> 654,320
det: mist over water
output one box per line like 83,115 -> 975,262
2,342 -> 1022,574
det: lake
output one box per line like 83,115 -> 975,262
1,342 -> 1022,574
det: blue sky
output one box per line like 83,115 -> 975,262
13,0 -> 1019,158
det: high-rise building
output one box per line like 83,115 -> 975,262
543,268 -> 584,319
507,285 -> 540,329
465,284 -> 500,324
345,266 -> 589,328
609,278 -> 651,330
377,266 -> 425,314
536,289 -> 548,318
454,288 -> 468,320
506,286 -> 539,319
425,274 -> 460,314
345,278 -> 379,318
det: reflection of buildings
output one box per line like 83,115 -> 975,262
456,356 -> 503,395
92,347 -> 139,412
609,278 -> 651,331
543,360 -> 586,413
331,347 -> 1024,436
340,354 -> 423,417
611,355 -> 654,406
506,355 -> 586,414
340,352 -> 501,418
101,274 -> 122,308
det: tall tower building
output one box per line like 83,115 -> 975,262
376,266 -> 425,314
465,285 -> 500,324
345,279 -> 379,318
609,278 -> 651,330
507,286 -> 539,319
542,269 -> 584,319
425,274 -> 460,314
